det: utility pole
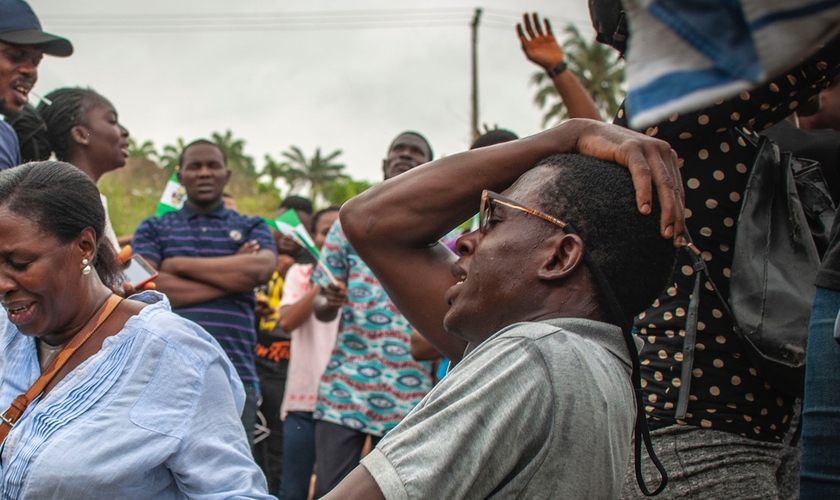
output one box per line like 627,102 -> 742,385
470,7 -> 482,144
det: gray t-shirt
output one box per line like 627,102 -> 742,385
362,317 -> 636,500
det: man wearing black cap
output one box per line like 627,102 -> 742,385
0,0 -> 72,170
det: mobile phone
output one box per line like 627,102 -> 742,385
123,254 -> 158,288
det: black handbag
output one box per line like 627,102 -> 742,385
676,135 -> 834,417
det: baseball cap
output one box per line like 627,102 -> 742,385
0,0 -> 73,57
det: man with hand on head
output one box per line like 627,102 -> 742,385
323,119 -> 683,499
0,0 -> 72,170
132,140 -> 277,445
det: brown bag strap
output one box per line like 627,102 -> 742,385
0,294 -> 123,445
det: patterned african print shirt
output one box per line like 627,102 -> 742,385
312,220 -> 458,437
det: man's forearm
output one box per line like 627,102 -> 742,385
162,250 -> 277,292
153,271 -> 229,308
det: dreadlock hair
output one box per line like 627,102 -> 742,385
0,161 -> 122,288
311,205 -> 340,233
36,88 -> 110,162
534,154 -> 677,323
179,139 -> 227,169
6,104 -> 51,163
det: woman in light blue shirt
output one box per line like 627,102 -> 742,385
0,161 -> 273,499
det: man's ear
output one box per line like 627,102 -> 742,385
70,125 -> 89,147
382,159 -> 387,176
537,233 -> 585,281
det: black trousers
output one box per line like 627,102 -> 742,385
312,420 -> 382,498
253,356 -> 289,496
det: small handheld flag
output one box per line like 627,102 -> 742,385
265,210 -> 339,286
156,173 -> 186,216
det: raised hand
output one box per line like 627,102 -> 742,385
517,12 -> 564,71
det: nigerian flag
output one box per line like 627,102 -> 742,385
156,173 -> 186,216
266,209 -> 320,260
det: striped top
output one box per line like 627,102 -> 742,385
132,203 -> 276,383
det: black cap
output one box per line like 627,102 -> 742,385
0,0 -> 73,57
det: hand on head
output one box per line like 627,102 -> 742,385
571,120 -> 686,245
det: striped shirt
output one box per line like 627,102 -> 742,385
132,203 -> 276,384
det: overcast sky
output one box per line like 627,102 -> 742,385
30,0 -> 594,185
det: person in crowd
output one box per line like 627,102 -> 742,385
792,74 -> 840,498
131,139 -> 277,446
253,195 -> 314,496
35,88 -> 129,250
611,33 -> 840,500
322,119 -> 681,499
0,0 -> 72,170
0,161 -> 273,498
277,206 -> 342,500
518,11 -> 840,498
309,132 -> 458,497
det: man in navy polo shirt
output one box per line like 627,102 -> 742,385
132,139 -> 277,445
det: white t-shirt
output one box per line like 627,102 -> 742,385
280,263 -> 340,417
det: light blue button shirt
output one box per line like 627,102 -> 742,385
0,292 -> 275,499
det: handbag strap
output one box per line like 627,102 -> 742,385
0,294 -> 123,445
676,239 -> 739,419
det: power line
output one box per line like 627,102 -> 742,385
40,7 -> 589,34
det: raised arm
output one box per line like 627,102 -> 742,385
341,119 -> 682,361
518,13 -> 602,121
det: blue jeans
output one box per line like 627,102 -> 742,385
278,412 -> 317,500
800,287 -> 840,498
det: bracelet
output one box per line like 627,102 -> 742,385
546,61 -> 567,78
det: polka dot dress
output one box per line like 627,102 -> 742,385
615,55 -> 837,443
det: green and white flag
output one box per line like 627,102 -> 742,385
265,210 -> 339,285
156,173 -> 186,216
265,210 -> 320,260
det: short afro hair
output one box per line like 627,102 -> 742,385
179,139 -> 226,169
388,131 -> 433,161
470,129 -> 518,150
535,154 -> 677,322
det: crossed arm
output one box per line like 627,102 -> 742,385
147,244 -> 276,308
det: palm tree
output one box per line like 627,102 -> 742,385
211,131 -> 256,178
127,138 -> 158,162
531,25 -> 625,125
159,137 -> 187,178
261,154 -> 305,195
280,146 -> 348,201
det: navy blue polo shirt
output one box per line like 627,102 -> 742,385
132,203 -> 277,384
